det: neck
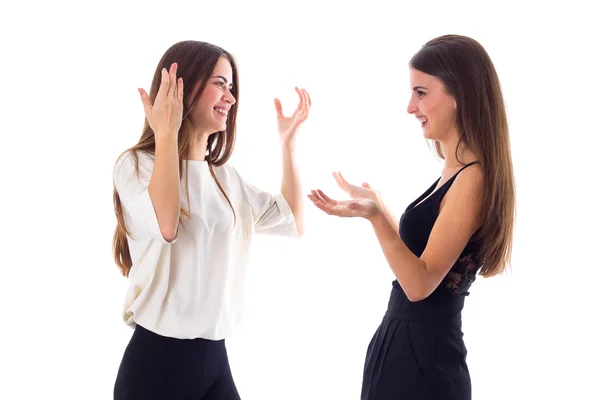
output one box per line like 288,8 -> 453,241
439,134 -> 476,170
187,132 -> 211,161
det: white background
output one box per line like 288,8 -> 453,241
1,0 -> 599,399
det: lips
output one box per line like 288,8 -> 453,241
214,107 -> 229,117
417,116 -> 428,127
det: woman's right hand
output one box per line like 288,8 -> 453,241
332,171 -> 380,203
139,62 -> 184,139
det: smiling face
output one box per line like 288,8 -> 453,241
407,68 -> 457,141
189,55 -> 236,136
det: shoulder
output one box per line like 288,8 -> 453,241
453,163 -> 484,193
218,162 -> 245,183
113,150 -> 155,182
443,164 -> 484,214
115,150 -> 154,169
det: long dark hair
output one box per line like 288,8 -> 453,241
113,41 -> 239,277
410,35 -> 515,277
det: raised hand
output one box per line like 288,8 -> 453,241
307,189 -> 380,219
333,172 -> 379,202
139,62 -> 184,139
274,87 -> 311,147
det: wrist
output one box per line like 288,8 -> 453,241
155,132 -> 178,144
280,139 -> 297,153
154,135 -> 179,156
373,191 -> 384,208
367,205 -> 385,223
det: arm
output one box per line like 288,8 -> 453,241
280,143 -> 305,236
368,167 -> 484,301
139,63 -> 184,242
374,192 -> 400,233
148,136 -> 180,242
274,87 -> 311,237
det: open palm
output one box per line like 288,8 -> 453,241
274,87 -> 311,146
307,189 -> 379,219
332,171 -> 379,201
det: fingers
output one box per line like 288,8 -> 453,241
333,171 -> 354,194
306,193 -> 320,204
307,193 -> 335,215
313,189 -> 338,205
274,98 -> 283,118
138,88 -> 152,118
332,172 -> 345,189
178,77 -> 184,105
295,87 -> 311,115
308,190 -> 325,205
279,87 -> 310,121
307,192 -> 357,217
302,89 -> 309,116
362,182 -> 371,188
295,87 -> 303,111
308,190 -> 329,207
289,87 -> 302,118
333,171 -> 345,186
337,171 -> 350,185
156,67 -> 170,100
167,63 -> 178,99
300,88 -> 310,117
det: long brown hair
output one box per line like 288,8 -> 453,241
113,41 -> 240,277
410,35 -> 515,277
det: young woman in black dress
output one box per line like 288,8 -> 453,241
308,34 -> 515,400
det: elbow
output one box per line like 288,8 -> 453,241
293,215 -> 305,237
404,284 -> 432,303
296,221 -> 306,237
162,232 -> 177,243
406,291 -> 426,303
159,222 -> 179,243
404,261 -> 432,302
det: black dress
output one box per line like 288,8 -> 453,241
361,162 -> 482,400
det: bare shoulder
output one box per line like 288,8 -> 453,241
453,163 -> 484,193
441,163 -> 484,219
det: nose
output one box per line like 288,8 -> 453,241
407,98 -> 418,114
224,88 -> 236,105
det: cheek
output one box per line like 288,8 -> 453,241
423,99 -> 453,125
418,99 -> 433,118
197,87 -> 221,109
439,102 -> 456,125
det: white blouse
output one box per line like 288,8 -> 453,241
113,151 -> 298,340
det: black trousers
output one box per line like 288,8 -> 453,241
114,325 -> 241,400
361,282 -> 471,400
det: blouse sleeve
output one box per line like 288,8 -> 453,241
234,168 -> 298,237
113,151 -> 178,243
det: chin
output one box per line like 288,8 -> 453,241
422,128 -> 440,141
211,124 -> 227,133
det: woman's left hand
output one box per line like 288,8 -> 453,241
275,87 -> 311,147
307,189 -> 380,219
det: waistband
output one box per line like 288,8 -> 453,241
384,281 -> 464,325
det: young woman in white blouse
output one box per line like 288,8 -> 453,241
111,40 -> 310,399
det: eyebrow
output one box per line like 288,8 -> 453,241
213,75 -> 233,86
413,86 -> 427,91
